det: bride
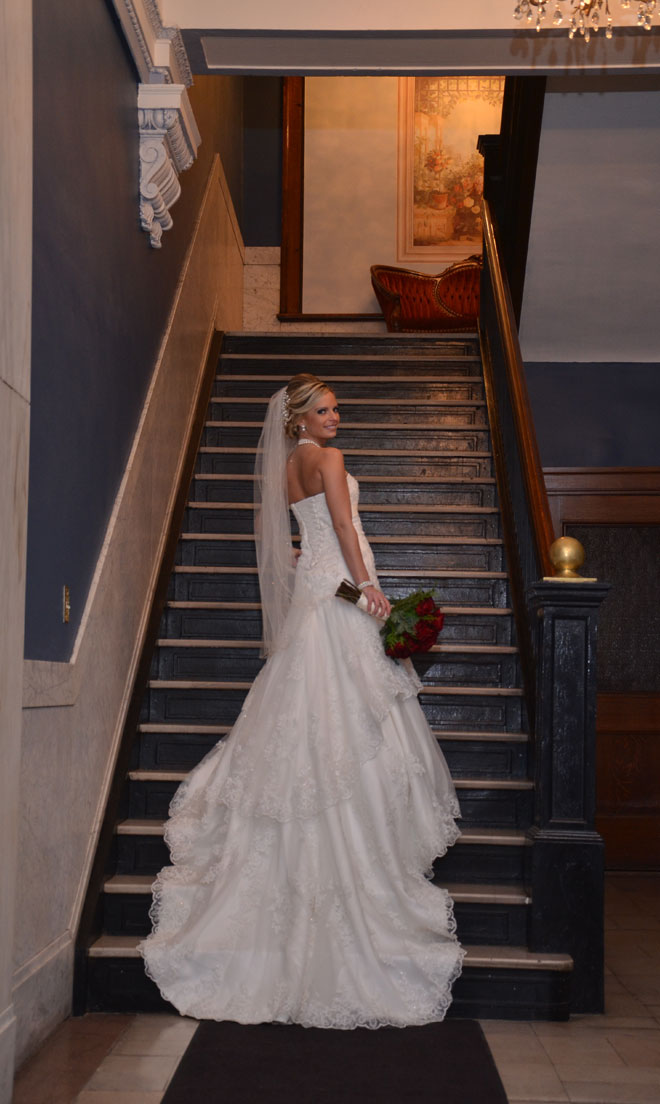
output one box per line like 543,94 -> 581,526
139,373 -> 465,1028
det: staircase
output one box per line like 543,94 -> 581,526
82,332 -> 573,1020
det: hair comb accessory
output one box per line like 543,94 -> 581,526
281,390 -> 291,424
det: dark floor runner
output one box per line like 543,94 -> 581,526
161,1018 -> 507,1104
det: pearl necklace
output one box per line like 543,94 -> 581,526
296,438 -> 321,448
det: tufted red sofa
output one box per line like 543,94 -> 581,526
370,255 -> 482,332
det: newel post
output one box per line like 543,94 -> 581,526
527,577 -> 610,1013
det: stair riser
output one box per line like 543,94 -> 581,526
102,891 -> 528,948
137,730 -> 528,778
411,653 -> 519,687
202,426 -> 492,452
160,607 -> 514,646
184,507 -> 501,539
172,572 -> 509,607
125,776 -> 531,828
221,337 -> 480,357
148,688 -> 247,726
191,478 -> 498,508
177,539 -> 504,573
146,687 -> 522,733
197,453 -> 494,479
210,400 -> 489,428
138,730 -> 224,770
218,359 -> 482,379
84,958 -> 570,1020
419,694 -> 523,732
115,834 -> 528,883
154,648 -> 518,688
214,378 -> 485,402
434,844 -> 527,885
449,968 -> 570,1021
440,740 -> 529,780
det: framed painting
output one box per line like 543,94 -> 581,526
397,76 -> 505,265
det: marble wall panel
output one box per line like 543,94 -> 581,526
242,246 -> 387,334
1,0 -> 32,1098
15,155 -> 243,1063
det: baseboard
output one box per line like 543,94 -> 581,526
0,1005 -> 17,1104
16,153 -> 243,1063
11,936 -> 73,1069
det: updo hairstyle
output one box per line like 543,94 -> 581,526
283,374 -> 334,440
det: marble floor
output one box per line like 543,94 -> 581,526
13,874 -> 660,1104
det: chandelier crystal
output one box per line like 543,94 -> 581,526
513,0 -> 658,40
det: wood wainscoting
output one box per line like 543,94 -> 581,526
544,468 -> 660,870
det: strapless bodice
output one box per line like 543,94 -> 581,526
289,472 -> 377,599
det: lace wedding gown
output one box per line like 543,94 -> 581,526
139,472 -> 465,1027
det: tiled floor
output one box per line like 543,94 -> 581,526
13,874 -> 660,1104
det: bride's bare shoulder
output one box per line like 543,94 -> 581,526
318,446 -> 345,471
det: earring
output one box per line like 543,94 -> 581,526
299,424 -> 306,432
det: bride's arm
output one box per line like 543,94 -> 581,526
319,449 -> 391,618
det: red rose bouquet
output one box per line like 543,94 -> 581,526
380,589 -> 444,659
335,580 -> 444,659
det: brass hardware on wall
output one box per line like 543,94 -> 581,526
62,585 -> 71,623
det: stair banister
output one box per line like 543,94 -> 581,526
481,200 -> 555,576
479,194 -> 608,1015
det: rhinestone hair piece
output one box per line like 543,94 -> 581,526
281,389 -> 291,425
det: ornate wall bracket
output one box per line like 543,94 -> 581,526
138,86 -> 201,247
112,1 -> 202,246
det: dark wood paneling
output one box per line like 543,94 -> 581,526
596,694 -> 660,870
280,76 -> 305,315
544,467 -> 660,533
498,77 -> 546,325
545,468 -> 660,870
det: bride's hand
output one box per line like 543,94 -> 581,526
363,585 -> 391,619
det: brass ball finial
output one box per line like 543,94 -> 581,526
549,536 -> 586,579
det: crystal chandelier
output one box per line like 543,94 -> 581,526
513,0 -> 658,40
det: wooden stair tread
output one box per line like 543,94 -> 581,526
166,601 -> 513,615
126,768 -> 532,790
116,820 -> 529,848
154,639 -> 518,655
187,502 -> 499,514
219,352 -> 480,362
137,723 -> 527,742
180,533 -> 502,545
210,401 -> 485,410
207,422 -> 489,431
138,723 -> 232,734
87,934 -> 570,971
194,473 -> 496,484
103,873 -> 531,906
173,566 -> 507,578
199,447 -> 492,458
148,680 -> 523,696
217,375 -> 482,383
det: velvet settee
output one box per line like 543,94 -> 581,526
370,255 -> 482,333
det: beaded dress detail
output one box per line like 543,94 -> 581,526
139,473 -> 464,1027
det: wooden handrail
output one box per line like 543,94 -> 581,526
482,199 -> 555,577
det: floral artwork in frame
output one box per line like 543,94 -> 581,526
397,76 -> 505,265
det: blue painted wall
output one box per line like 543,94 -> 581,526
26,0 -> 243,660
525,363 -> 660,467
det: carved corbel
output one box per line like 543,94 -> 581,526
112,2 -> 201,247
138,86 -> 201,248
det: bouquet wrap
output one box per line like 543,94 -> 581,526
336,579 -> 444,658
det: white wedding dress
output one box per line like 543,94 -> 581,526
139,472 -> 465,1027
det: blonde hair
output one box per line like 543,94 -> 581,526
283,374 -> 335,440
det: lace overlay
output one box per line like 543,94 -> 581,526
139,472 -> 464,1027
